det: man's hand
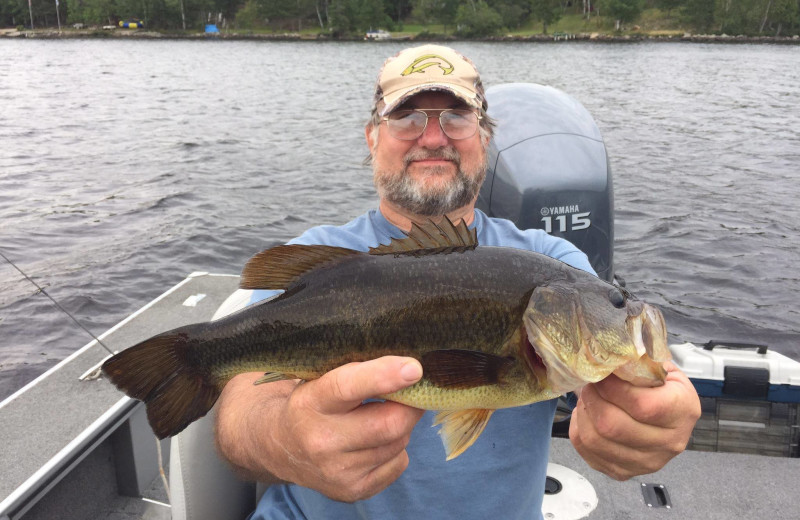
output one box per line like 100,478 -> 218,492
215,356 -> 425,503
569,361 -> 701,480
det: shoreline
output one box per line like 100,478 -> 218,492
2,28 -> 799,45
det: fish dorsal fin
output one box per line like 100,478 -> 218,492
433,409 -> 495,460
240,244 -> 361,290
369,216 -> 478,256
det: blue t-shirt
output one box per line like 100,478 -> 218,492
249,208 -> 595,520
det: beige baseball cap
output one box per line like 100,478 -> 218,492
372,44 -> 487,116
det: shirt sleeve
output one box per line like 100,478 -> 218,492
539,238 -> 597,275
480,214 -> 598,276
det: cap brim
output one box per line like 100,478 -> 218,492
380,83 -> 480,116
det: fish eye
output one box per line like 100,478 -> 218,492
608,287 -> 626,308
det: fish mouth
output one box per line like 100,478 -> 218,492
625,303 -> 670,363
615,303 -> 671,386
522,297 -> 671,394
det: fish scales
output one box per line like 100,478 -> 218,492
192,248 -> 560,383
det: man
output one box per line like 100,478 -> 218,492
215,44 -> 701,519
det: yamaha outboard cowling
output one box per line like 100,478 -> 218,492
477,83 -> 614,282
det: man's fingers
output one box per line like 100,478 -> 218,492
355,448 -> 412,501
570,392 -> 667,479
576,383 -> 668,450
344,400 -> 425,451
569,404 -> 625,479
592,368 -> 698,428
309,356 -> 423,415
571,364 -> 701,480
307,422 -> 415,503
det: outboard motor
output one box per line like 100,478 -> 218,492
477,83 -> 614,282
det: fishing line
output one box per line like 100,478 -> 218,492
155,434 -> 171,503
0,249 -> 116,356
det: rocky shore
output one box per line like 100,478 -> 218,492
2,27 -> 798,44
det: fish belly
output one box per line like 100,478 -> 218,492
382,377 -> 560,411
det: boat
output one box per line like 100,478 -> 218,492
1,84 -> 798,520
118,20 -> 144,29
364,29 -> 392,41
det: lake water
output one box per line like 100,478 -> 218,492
1,40 -> 798,399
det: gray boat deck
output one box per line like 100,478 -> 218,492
548,437 -> 799,519
1,273 -> 798,520
0,273 -> 241,520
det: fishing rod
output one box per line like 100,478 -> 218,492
1,249 -> 171,497
0,249 -> 116,357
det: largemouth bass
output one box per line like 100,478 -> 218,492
102,218 -> 670,460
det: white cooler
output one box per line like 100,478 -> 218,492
670,341 -> 800,457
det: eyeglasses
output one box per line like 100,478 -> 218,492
382,108 -> 482,141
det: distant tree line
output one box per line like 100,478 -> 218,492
2,0 -> 798,37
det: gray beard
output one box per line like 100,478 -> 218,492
373,146 -> 486,217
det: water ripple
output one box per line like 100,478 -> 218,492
1,40 -> 798,398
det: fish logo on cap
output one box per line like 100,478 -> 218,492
401,54 -> 455,76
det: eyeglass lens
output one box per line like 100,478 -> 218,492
387,110 -> 478,140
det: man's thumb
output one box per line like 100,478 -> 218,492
313,356 -> 422,415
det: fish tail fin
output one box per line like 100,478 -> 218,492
102,324 -> 222,439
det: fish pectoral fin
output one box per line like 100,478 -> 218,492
253,372 -> 293,385
369,216 -> 477,256
240,245 -> 362,290
433,409 -> 494,460
422,349 -> 515,388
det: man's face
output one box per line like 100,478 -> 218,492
367,91 -> 488,217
